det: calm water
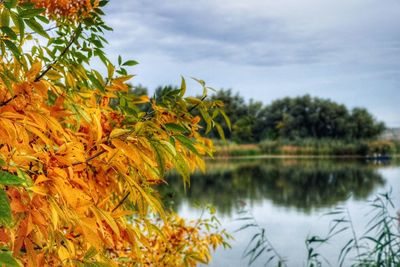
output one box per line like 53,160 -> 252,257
161,158 -> 400,267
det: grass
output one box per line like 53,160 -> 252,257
213,139 -> 400,157
213,143 -> 262,157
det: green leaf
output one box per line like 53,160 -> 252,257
215,123 -> 226,140
0,251 -> 19,267
10,11 -> 25,41
1,9 -> 10,27
19,8 -> 46,19
107,63 -> 115,79
1,26 -> 17,40
0,170 -> 25,185
185,97 -> 201,105
174,153 -> 190,190
36,15 -> 49,24
0,190 -> 12,227
122,60 -> 139,67
192,77 -> 205,87
83,262 -> 109,267
99,0 -> 109,7
88,74 -> 105,92
175,135 -> 200,156
165,123 -> 187,133
4,0 -> 18,9
3,40 -> 20,58
25,18 -> 49,39
219,109 -> 231,130
179,76 -> 186,97
150,142 -> 165,177
0,73 -> 13,93
83,246 -> 98,260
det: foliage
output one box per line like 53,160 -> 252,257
0,0 -> 229,266
261,96 -> 385,140
206,91 -> 386,143
20,0 -> 98,18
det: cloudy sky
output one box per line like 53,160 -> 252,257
103,0 -> 400,127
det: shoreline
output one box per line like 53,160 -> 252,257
208,154 -> 400,160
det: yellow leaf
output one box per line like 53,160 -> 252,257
112,210 -> 135,218
65,72 -> 76,88
28,185 -> 47,195
26,61 -> 42,80
58,246 -> 69,262
45,69 -> 63,80
50,202 -> 59,229
80,218 -> 103,250
109,128 -> 131,139
111,139 -> 142,165
25,125 -> 53,148
34,175 -> 49,185
131,95 -> 149,104
91,110 -> 102,143
92,207 -> 120,237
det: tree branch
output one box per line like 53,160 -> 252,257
112,192 -> 130,212
34,24 -> 82,82
27,26 -> 58,36
188,94 -> 207,113
0,95 -> 17,107
71,149 -> 106,166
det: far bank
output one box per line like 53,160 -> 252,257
213,139 -> 400,158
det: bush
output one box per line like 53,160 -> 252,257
258,139 -> 397,156
259,140 -> 280,154
367,140 -> 396,155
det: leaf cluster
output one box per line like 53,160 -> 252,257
0,1 -> 229,266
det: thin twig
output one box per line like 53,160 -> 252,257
28,26 -> 58,35
0,95 -> 17,107
112,192 -> 130,212
188,94 -> 207,113
72,150 -> 106,166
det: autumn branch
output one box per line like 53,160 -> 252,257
112,192 -> 131,212
0,95 -> 17,107
188,94 -> 207,113
34,24 -> 82,82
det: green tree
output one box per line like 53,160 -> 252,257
261,95 -> 385,140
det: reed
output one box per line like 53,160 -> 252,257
237,190 -> 400,266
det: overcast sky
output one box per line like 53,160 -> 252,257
103,0 -> 400,127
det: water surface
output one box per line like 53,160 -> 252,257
161,158 -> 400,266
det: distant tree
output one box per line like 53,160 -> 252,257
130,84 -> 149,96
206,92 -> 385,142
349,108 -> 386,139
0,1 -> 229,265
261,95 -> 385,140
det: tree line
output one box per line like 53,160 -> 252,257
132,86 -> 386,143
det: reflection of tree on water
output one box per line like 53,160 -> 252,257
159,159 -> 387,215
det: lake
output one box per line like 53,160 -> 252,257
161,158 -> 400,267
